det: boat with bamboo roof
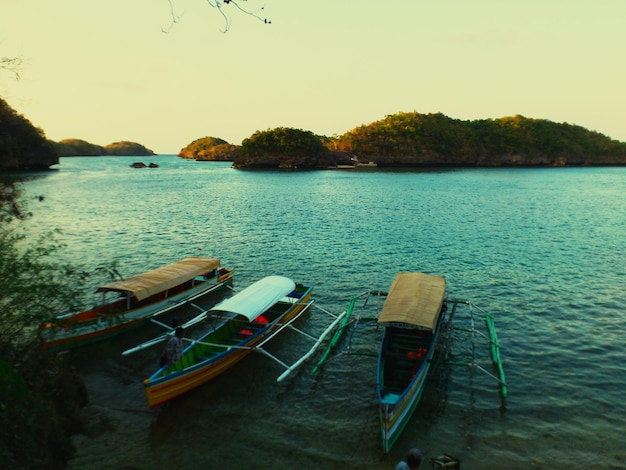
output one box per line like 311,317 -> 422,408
311,273 -> 507,454
376,272 -> 449,453
39,256 -> 234,352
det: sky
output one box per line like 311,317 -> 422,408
2,0 -> 625,154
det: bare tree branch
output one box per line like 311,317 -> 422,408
162,0 -> 185,33
164,0 -> 271,34
223,0 -> 271,26
0,56 -> 23,81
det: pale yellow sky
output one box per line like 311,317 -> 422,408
2,0 -> 625,154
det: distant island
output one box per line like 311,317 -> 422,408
53,139 -> 155,158
178,137 -> 237,162
182,114 -> 626,169
0,97 -> 154,171
2,96 -> 626,171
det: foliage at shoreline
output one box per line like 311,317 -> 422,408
0,182 -> 111,469
1,97 -> 154,170
0,98 -> 58,171
0,344 -> 87,469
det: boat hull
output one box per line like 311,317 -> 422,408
377,311 -> 445,452
144,284 -> 313,408
40,268 -> 234,352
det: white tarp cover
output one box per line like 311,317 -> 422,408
377,272 -> 446,331
96,257 -> 221,301
210,275 -> 296,322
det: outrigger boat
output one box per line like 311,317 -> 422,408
39,257 -> 234,352
376,272 -> 449,453
135,275 -> 346,408
311,273 -> 507,454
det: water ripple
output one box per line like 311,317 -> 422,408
19,158 -> 626,469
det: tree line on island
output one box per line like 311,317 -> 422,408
0,97 -> 155,171
54,139 -> 155,158
183,112 -> 626,168
2,96 -> 626,171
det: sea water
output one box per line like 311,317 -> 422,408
19,157 -> 626,469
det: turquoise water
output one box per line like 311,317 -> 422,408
20,157 -> 626,469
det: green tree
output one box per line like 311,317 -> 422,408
337,112 -> 626,166
0,182 -> 118,469
236,127 -> 331,168
105,141 -> 155,156
179,136 -> 238,161
0,98 -> 58,171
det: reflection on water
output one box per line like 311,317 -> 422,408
19,157 -> 626,469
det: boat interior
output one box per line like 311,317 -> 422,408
381,326 -> 433,394
160,285 -> 309,376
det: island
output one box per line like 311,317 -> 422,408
53,139 -> 156,157
178,113 -> 626,169
2,95 -> 626,172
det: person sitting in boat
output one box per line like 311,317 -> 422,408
395,447 -> 422,470
160,327 -> 185,367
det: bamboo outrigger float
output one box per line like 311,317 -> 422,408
39,257 -> 234,352
129,275 -> 346,408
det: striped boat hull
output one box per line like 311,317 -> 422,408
144,285 -> 313,408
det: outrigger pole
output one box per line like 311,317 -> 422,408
122,286 -> 237,356
275,303 -> 347,382
165,301 -> 348,382
311,289 -> 386,376
445,300 -> 508,401
310,294 -> 359,377
122,301 -> 214,356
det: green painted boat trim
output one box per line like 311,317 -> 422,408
310,294 -> 358,376
486,314 -> 507,399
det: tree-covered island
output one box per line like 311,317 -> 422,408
2,95 -> 626,171
182,112 -> 626,168
53,139 -> 156,158
334,112 -> 626,167
0,98 -> 58,170
0,97 -> 154,171
178,137 -> 238,162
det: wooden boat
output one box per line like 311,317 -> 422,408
39,257 -> 234,352
142,275 -> 316,408
376,272 -> 449,453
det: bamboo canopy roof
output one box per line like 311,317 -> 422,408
377,272 -> 446,331
96,257 -> 221,301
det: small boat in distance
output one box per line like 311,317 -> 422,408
39,257 -> 234,352
376,272 -> 449,453
142,275 -> 314,408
